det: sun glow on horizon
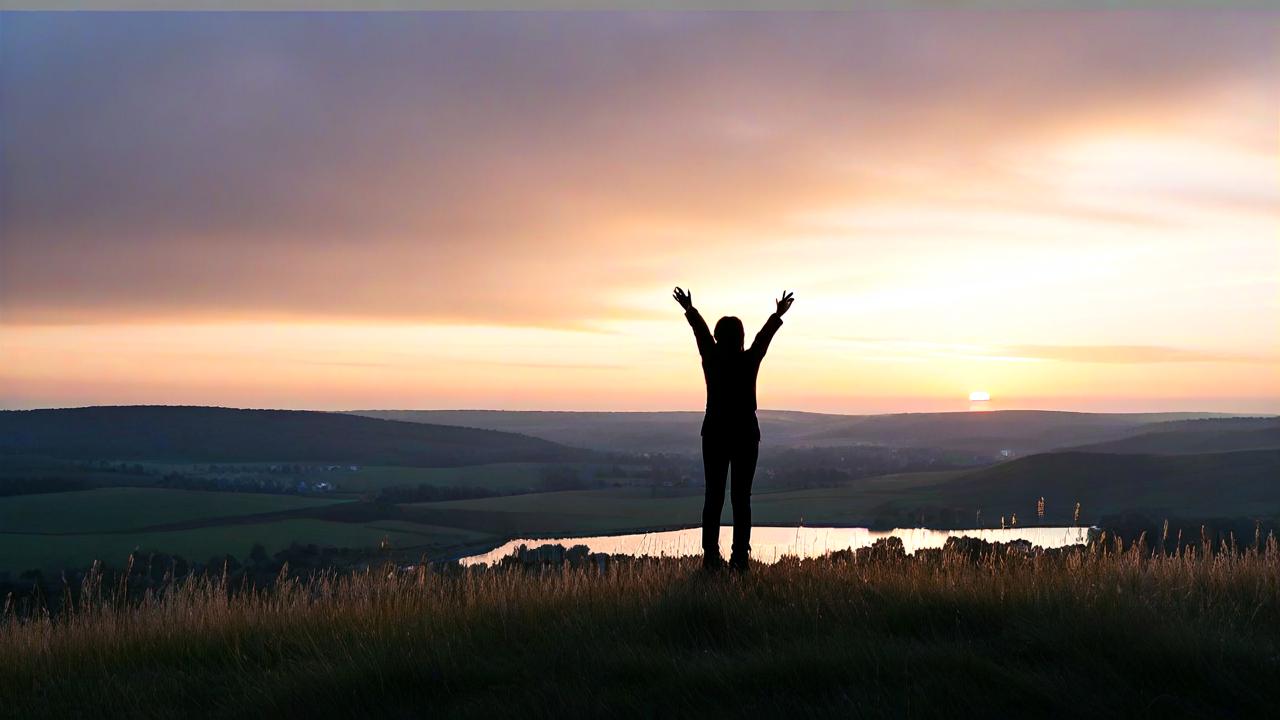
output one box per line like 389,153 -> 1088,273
968,390 -> 994,412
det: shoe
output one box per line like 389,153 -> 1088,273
728,554 -> 750,573
702,554 -> 725,573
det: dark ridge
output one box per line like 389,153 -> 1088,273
1067,417 -> 1280,454
0,406 -> 584,467
948,449 -> 1280,521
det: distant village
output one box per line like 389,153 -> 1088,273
105,462 -> 372,495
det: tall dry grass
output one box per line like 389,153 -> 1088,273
2,535 -> 1278,718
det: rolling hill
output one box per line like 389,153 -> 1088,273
0,406 -> 582,466
352,410 -> 711,454
774,410 -> 1250,454
1066,417 -> 1280,455
935,448 -> 1280,522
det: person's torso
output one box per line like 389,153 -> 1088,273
700,350 -> 763,421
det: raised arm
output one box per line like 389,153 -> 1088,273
673,286 -> 714,357
749,290 -> 794,359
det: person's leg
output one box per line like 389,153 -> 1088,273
701,435 -> 730,566
729,439 -> 760,569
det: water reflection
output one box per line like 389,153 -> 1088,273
460,525 -> 1093,566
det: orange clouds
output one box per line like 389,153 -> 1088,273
0,12 -> 1276,411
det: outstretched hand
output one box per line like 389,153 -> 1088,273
673,286 -> 694,312
775,290 -> 795,317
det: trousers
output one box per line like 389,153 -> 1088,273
701,434 -> 759,560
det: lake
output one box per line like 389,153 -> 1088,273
459,525 -> 1094,566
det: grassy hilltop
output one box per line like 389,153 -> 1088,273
2,538 -> 1278,718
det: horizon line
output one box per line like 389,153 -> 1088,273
3,404 -> 1278,418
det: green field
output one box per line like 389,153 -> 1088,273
407,487 -> 706,535
0,488 -> 487,574
401,472 -> 965,538
0,487 -> 347,534
361,520 -> 493,543
751,471 -> 965,524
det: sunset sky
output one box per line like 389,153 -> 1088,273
2,11 -> 1277,414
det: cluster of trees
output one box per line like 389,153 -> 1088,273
205,463 -> 308,474
375,484 -> 501,503
100,461 -> 149,475
538,465 -> 610,491
0,541 -> 386,613
155,471 -> 332,495
495,543 -> 606,569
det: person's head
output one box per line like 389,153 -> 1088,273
713,316 -> 745,352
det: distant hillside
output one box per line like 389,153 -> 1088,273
940,449 -> 1280,522
1068,417 -> 1280,455
0,406 -> 581,466
792,410 -> 1234,454
349,409 -> 1232,455
353,410 -> 714,454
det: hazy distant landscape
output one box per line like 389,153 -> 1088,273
350,408 -> 1240,454
2,406 -> 1276,582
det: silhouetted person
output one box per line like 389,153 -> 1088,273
673,287 -> 794,572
